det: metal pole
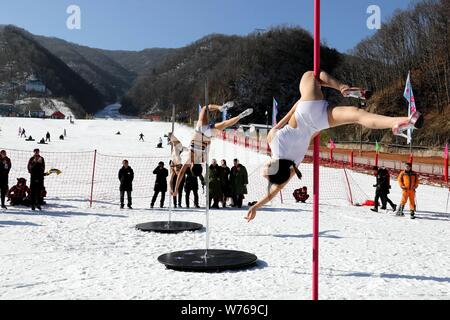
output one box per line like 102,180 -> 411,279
168,105 -> 176,226
312,0 -> 320,301
204,79 -> 211,257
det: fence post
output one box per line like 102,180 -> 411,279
409,153 -> 414,166
349,151 -> 354,168
89,150 -> 97,208
445,157 -> 449,183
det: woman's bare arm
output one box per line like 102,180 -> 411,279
245,170 -> 295,222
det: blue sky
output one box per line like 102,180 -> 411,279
0,0 -> 413,52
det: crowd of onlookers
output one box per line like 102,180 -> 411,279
117,158 -> 251,210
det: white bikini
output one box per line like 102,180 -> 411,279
270,100 -> 330,165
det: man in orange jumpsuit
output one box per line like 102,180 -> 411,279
396,162 -> 419,219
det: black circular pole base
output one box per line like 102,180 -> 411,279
136,221 -> 203,234
158,249 -> 258,272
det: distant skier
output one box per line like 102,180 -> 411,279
116,131 -> 121,135
18,127 -> 21,136
64,129 -> 67,137
59,134 -> 64,140
20,128 -> 26,138
45,132 -> 51,142
139,133 -> 145,142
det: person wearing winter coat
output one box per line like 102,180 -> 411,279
371,166 -> 397,212
27,149 -> 45,211
293,186 -> 309,203
184,168 -> 200,208
220,160 -> 231,208
397,162 -> 419,218
0,150 -> 12,209
7,178 -> 31,206
230,159 -> 248,208
151,162 -> 169,208
208,159 -> 223,209
118,160 -> 134,209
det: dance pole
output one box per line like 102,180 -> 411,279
313,0 -> 320,301
204,79 -> 211,257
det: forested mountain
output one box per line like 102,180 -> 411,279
34,35 -> 137,103
334,0 -> 449,146
121,28 -> 342,120
0,25 -> 104,116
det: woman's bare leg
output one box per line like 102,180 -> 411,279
197,104 -> 223,127
328,106 -> 409,129
214,115 -> 241,131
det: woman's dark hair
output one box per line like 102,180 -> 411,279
267,159 -> 301,185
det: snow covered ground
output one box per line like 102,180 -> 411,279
0,115 -> 449,300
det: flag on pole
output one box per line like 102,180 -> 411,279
445,143 -> 449,159
272,98 -> 278,126
403,72 -> 417,144
329,139 -> 336,150
375,140 -> 381,153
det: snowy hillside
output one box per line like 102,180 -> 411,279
0,116 -> 449,300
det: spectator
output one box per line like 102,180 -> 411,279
21,128 -> 26,138
371,166 -> 397,212
151,161 -> 168,208
38,138 -> 47,145
169,162 -> 185,208
139,133 -> 144,142
46,132 -> 51,142
7,178 -> 30,206
397,162 -> 419,219
184,168 -> 200,208
59,134 -> 64,140
293,186 -> 309,203
27,148 -> 45,211
0,150 -> 11,209
220,159 -> 231,208
230,158 -> 248,208
118,160 -> 134,209
208,159 -> 223,209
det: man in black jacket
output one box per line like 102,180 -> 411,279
119,160 -> 134,209
27,148 -> 45,211
0,150 -> 11,209
184,169 -> 200,208
371,166 -> 397,212
151,162 -> 168,208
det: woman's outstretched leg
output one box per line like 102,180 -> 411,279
197,104 -> 223,127
328,106 -> 409,129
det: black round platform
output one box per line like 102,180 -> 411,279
136,221 -> 203,234
158,249 -> 258,272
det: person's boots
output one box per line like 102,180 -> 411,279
36,204 -> 42,211
120,204 -> 125,209
392,204 -> 397,212
370,207 -> 378,213
396,204 -> 405,216
410,210 -> 416,219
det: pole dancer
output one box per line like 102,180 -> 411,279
245,70 -> 424,222
172,102 -> 254,197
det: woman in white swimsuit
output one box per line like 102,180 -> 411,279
172,103 -> 254,196
246,71 -> 424,222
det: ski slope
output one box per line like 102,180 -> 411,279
0,115 -> 449,300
